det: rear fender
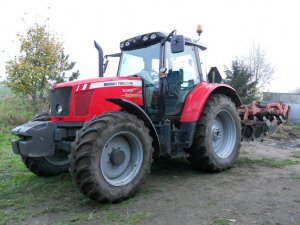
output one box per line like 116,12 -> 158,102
180,83 -> 241,123
106,98 -> 160,155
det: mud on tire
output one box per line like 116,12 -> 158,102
69,111 -> 154,203
189,94 -> 241,172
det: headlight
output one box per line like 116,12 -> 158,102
142,35 -> 149,41
56,104 -> 63,114
150,33 -> 157,39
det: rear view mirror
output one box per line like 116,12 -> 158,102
171,35 -> 185,53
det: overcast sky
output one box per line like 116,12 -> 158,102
0,0 -> 299,93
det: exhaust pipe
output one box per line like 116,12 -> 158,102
94,41 -> 104,77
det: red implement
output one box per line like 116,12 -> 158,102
238,101 -> 290,141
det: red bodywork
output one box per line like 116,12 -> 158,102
180,82 -> 238,122
50,78 -> 239,124
50,76 -> 143,122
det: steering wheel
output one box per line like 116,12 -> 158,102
136,70 -> 154,84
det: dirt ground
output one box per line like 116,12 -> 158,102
22,126 -> 300,225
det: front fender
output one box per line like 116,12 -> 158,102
106,98 -> 160,154
180,82 -> 241,123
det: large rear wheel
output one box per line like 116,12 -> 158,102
189,94 -> 241,172
69,111 -> 153,202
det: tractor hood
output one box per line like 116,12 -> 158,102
51,76 -> 142,90
49,76 -> 144,122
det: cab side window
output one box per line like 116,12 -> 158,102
165,44 -> 200,89
164,43 -> 200,115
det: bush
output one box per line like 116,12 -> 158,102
0,83 -> 49,132
0,95 -> 34,132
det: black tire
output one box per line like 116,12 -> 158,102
21,113 -> 69,177
188,94 -> 241,172
22,152 -> 69,177
69,111 -> 153,203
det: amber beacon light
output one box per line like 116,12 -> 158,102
196,25 -> 203,36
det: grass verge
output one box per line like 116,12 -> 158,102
292,124 -> 300,134
292,151 -> 300,159
0,95 -> 33,132
0,83 -> 48,133
236,157 -> 299,168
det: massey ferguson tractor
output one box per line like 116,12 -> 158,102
11,28 -> 289,203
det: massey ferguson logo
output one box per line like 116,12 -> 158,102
89,80 -> 142,90
103,81 -> 134,87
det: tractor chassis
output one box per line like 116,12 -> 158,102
11,117 -> 198,159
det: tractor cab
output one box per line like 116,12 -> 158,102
117,31 -> 206,121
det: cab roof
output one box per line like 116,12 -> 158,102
120,31 -> 206,51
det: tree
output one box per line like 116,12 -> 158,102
292,87 -> 300,94
5,24 -> 79,113
244,44 -> 274,90
225,44 -> 274,104
224,59 -> 258,104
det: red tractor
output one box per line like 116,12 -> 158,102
11,29 -> 289,203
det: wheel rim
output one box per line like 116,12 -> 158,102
44,151 -> 69,166
100,131 -> 143,187
211,110 -> 237,158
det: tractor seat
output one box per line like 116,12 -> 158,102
165,70 -> 184,115
166,70 -> 183,96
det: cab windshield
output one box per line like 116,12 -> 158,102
118,43 -> 160,85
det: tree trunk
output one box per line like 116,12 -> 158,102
39,76 -> 46,102
31,93 -> 38,114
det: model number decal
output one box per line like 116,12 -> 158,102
121,93 -> 141,98
122,89 -> 134,92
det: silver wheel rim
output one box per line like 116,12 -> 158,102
100,131 -> 143,186
44,151 -> 69,166
211,110 -> 237,158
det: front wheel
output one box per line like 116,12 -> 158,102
22,151 -> 69,177
21,113 -> 69,176
69,111 -> 154,203
188,94 -> 241,172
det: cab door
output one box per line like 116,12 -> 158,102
164,43 -> 201,116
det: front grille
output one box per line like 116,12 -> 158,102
49,87 -> 72,116
74,90 -> 94,116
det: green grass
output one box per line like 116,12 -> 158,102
56,207 -> 148,225
292,151 -> 300,159
0,132 -> 148,225
0,84 -> 49,132
236,157 -> 299,168
0,95 -> 33,132
292,176 -> 300,180
292,124 -> 300,134
210,219 -> 230,225
0,82 -> 12,96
